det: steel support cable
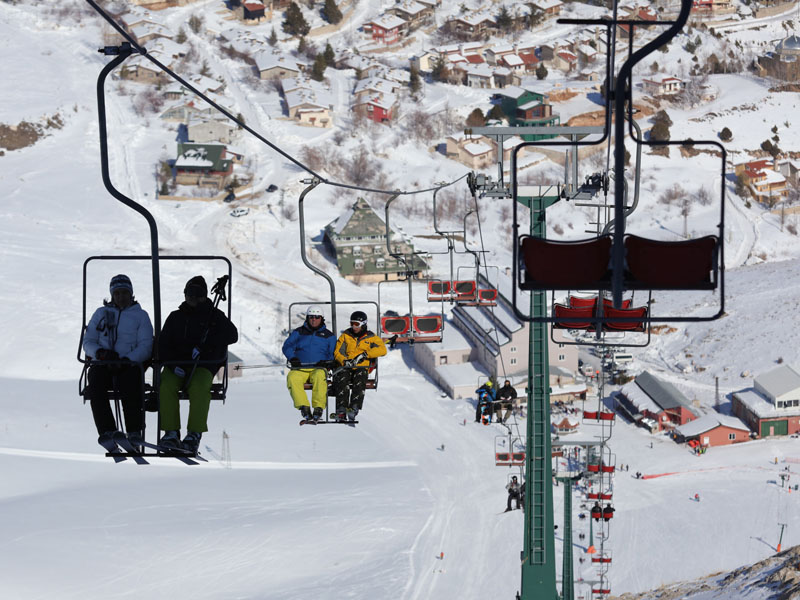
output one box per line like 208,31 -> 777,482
84,0 -> 467,198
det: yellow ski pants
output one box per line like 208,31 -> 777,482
287,368 -> 328,410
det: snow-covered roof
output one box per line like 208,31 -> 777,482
733,388 -> 800,419
760,170 -> 787,185
493,85 -> 528,99
457,305 -> 510,346
488,44 -> 514,55
674,413 -> 750,437
175,147 -> 214,168
255,51 -> 300,74
502,54 -> 524,67
518,99 -> 544,110
435,362 -> 490,390
755,364 -> 800,399
369,14 -> 407,30
463,141 -> 493,156
466,64 -> 493,78
354,77 -> 399,95
421,319 -> 472,352
619,380 -> 661,415
285,89 -> 330,110
531,0 -> 563,9
392,0 -> 427,16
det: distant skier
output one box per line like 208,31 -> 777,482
591,502 -> 602,521
158,276 -> 238,453
282,306 -> 336,423
694,493 -> 700,502
332,311 -> 387,422
495,380 -> 517,424
83,274 -> 153,451
505,476 -> 522,512
475,380 -> 496,423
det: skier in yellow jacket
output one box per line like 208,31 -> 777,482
333,310 -> 387,422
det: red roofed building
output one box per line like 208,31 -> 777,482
734,159 -> 788,205
242,2 -> 266,21
364,14 -> 407,45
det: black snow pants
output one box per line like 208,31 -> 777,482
87,363 -> 144,435
333,367 -> 368,413
507,490 -> 521,510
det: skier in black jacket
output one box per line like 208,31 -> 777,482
495,380 -> 517,424
158,276 -> 238,452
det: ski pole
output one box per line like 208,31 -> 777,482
183,275 -> 229,391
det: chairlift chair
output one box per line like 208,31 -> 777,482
378,277 -> 444,344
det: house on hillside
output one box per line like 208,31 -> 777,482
444,12 -> 496,40
241,2 -> 267,22
492,86 -> 560,140
388,0 -> 434,31
616,371 -> 699,432
758,34 -> 800,82
160,101 -> 204,123
692,0 -> 735,15
187,118 -> 238,144
732,364 -> 800,437
364,14 -> 407,45
777,158 -> 800,187
173,142 -> 234,190
673,413 -> 750,447
529,0 -> 563,17
734,159 -> 788,205
283,82 -> 334,127
323,198 -> 428,282
641,74 -> 686,96
352,93 -> 398,124
255,52 -> 303,80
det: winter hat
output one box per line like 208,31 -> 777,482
109,274 -> 133,295
184,275 -> 208,297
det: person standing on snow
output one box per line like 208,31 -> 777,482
282,306 -> 336,423
83,274 -> 153,450
158,276 -> 238,453
475,380 -> 496,423
332,310 -> 387,422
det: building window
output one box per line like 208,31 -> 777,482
558,343 -> 564,348
510,346 -> 517,353
354,259 -> 364,270
728,433 -> 736,440
376,258 -> 385,268
439,356 -> 448,365
353,246 -> 362,255
510,358 -> 517,365
558,354 -> 565,361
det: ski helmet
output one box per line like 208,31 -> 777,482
485,381 -> 493,388
350,310 -> 368,327
306,306 -> 324,319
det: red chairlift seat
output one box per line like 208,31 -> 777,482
411,315 -> 443,343
602,505 -> 615,520
587,492 -> 613,500
477,288 -> 498,307
519,234 -> 720,291
603,305 -> 648,332
511,451 -> 525,464
601,464 -> 615,473
592,556 -> 612,564
592,589 -> 611,595
427,280 -> 451,302
555,298 -> 645,332
381,314 -> 443,344
624,234 -> 718,290
381,315 -> 411,343
520,236 -> 612,290
583,410 -> 615,421
555,304 -> 596,330
453,280 -> 477,302
587,463 -> 601,473
569,295 -> 631,309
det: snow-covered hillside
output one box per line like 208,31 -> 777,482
4,1 -> 800,599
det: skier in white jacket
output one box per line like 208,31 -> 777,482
83,274 -> 153,449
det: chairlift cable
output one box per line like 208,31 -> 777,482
84,0 -> 468,198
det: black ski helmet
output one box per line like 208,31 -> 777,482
350,310 -> 368,326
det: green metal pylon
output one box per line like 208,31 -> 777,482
519,190 -> 561,600
557,475 -> 579,600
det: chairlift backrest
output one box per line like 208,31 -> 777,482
453,280 -> 477,298
624,235 -> 718,289
413,315 -> 442,334
520,236 -> 612,290
381,315 -> 411,335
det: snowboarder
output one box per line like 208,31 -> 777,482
83,274 -> 153,450
158,276 -> 238,453
505,476 -> 521,512
282,306 -> 336,423
474,380 -> 496,423
332,311 -> 387,422
495,380 -> 517,424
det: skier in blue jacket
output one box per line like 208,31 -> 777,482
474,380 -> 496,423
282,306 -> 336,422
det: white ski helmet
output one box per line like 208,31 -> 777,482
306,306 -> 324,319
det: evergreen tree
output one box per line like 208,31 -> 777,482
487,105 -> 506,123
323,0 -> 343,24
283,2 -> 310,37
650,110 -> 672,142
409,66 -> 421,94
311,54 -> 327,81
175,28 -> 187,44
431,55 -> 449,82
495,6 -> 513,31
466,108 -> 485,127
297,36 -> 307,54
268,28 -> 278,46
188,14 -> 203,34
323,43 -> 335,67
535,63 -> 548,80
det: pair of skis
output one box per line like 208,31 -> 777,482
300,413 -> 358,426
101,432 -> 206,464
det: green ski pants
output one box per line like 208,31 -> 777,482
159,366 -> 213,433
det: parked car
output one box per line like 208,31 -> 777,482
266,184 -> 278,193
230,207 -> 249,217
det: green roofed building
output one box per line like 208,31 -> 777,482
324,198 -> 428,283
492,86 -> 560,141
174,142 -> 234,190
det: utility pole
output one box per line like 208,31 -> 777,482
778,522 -> 787,553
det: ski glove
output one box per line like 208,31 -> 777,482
191,347 -> 201,360
96,349 -> 119,361
173,366 -> 186,378
315,360 -> 334,369
346,353 -> 367,368
289,357 -> 301,368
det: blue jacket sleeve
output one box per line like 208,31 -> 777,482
282,330 -> 299,360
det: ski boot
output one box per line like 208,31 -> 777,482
181,431 -> 202,454
312,407 -> 324,423
161,430 -> 181,450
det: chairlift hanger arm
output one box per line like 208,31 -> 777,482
611,0 -> 693,306
298,178 -> 339,332
95,43 -> 162,349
